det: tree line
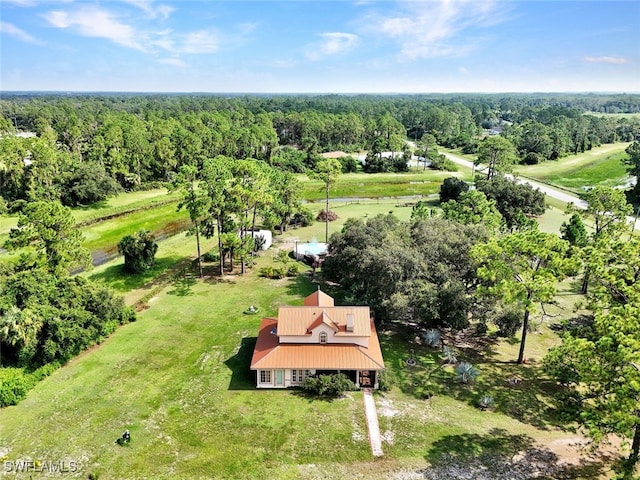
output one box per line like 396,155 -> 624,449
1,93 -> 639,209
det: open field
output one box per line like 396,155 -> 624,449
299,170 -> 463,201
0,207 -> 627,479
516,143 -> 631,193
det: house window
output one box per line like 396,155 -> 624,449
319,332 -> 327,344
260,370 -> 271,384
292,369 -> 310,384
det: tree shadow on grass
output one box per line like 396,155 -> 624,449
289,388 -> 347,403
224,336 -> 257,390
422,428 -> 612,480
441,359 -> 566,430
167,275 -> 197,296
87,255 -> 182,292
284,273 -> 321,300
379,324 -> 567,430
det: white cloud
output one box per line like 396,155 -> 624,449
306,32 -> 358,60
120,0 -> 174,19
180,30 -> 219,54
584,56 -> 629,65
0,21 -> 43,44
157,57 -> 187,67
458,66 -> 470,76
366,0 -> 509,60
44,6 -> 146,51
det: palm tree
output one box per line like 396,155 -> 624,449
0,307 -> 42,365
0,306 -> 21,366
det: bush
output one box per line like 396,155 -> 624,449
0,196 -> 7,215
8,199 -> 27,214
478,394 -> 495,410
494,310 -> 522,337
430,155 -> 458,172
286,263 -> 300,277
259,265 -> 287,279
0,368 -> 35,407
377,370 -> 394,392
441,346 -> 457,364
423,329 -> 441,347
292,208 -> 314,227
338,155 -> 359,173
301,373 -> 355,397
31,362 -> 60,381
118,230 -> 159,274
455,362 -> 479,384
202,250 -> 219,262
316,210 -> 339,222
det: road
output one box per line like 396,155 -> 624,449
442,151 -> 640,232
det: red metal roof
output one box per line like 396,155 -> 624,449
250,318 -> 385,371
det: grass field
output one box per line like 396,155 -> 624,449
0,201 -> 626,479
300,170 -> 462,201
516,143 -> 631,193
0,160 -> 631,477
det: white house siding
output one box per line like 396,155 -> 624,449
279,323 -> 369,347
256,369 -> 316,388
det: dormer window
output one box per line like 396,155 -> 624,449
319,332 -> 327,344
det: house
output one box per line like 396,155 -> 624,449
250,290 -> 385,389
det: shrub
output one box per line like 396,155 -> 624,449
253,235 -> 267,252
273,250 -> 290,263
0,196 -> 7,215
494,310 -> 522,337
423,329 -> 441,347
455,362 -> 479,384
259,265 -> 287,279
430,155 -> 458,172
286,263 -> 300,277
316,210 -> 339,222
441,346 -> 457,364
31,362 -> 60,381
478,394 -> 495,410
202,250 -> 219,262
0,368 -> 35,407
301,374 -> 355,397
377,370 -> 394,392
8,199 -> 27,214
292,208 -> 314,227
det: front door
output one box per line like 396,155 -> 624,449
275,369 -> 284,387
360,370 -> 371,387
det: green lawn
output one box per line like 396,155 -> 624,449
0,208 -> 624,479
300,170 -> 463,201
0,172 -> 630,478
516,143 -> 631,193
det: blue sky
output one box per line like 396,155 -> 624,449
1,0 -> 639,93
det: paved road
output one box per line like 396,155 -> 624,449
442,151 -> 640,232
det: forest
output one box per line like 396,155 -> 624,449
1,93 -> 640,208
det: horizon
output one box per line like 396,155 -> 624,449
2,90 -> 640,96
